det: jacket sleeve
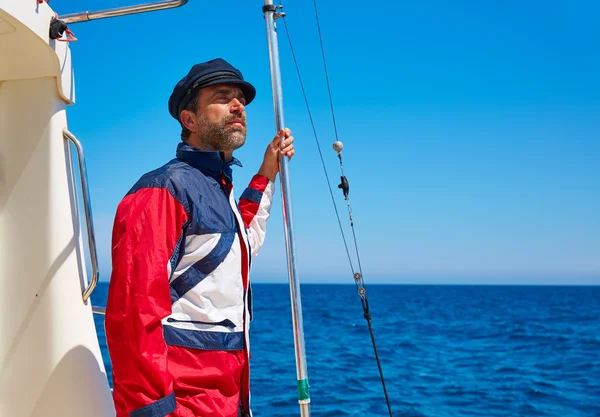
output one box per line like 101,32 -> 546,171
105,187 -> 188,417
238,174 -> 275,257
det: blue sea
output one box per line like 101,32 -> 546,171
91,283 -> 600,416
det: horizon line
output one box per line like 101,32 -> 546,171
94,280 -> 600,287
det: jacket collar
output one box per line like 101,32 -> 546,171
176,142 -> 242,182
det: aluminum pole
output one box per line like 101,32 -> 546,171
262,2 -> 311,416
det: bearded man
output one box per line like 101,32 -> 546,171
105,58 -> 295,417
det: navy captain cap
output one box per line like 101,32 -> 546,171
168,58 -> 256,123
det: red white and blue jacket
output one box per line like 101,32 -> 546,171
105,142 -> 274,417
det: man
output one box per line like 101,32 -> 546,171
104,58 -> 294,417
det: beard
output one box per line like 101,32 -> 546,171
196,112 -> 247,152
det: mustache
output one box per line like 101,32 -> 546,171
222,114 -> 246,126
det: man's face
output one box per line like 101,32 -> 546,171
194,84 -> 247,152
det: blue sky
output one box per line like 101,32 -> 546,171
57,0 -> 599,284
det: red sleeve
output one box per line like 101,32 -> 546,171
239,174 -> 270,228
105,187 -> 188,417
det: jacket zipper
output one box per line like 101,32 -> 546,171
223,173 -> 251,414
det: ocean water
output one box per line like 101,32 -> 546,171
91,283 -> 600,416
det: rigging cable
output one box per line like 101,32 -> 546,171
280,4 -> 394,416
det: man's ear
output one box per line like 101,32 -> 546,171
180,110 -> 198,133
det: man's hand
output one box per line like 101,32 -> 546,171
258,128 -> 295,182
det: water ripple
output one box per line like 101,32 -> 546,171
92,283 -> 600,417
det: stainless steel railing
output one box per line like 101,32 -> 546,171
60,0 -> 189,24
63,129 -> 99,302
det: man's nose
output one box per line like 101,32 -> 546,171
230,98 -> 245,113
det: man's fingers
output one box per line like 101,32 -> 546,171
281,144 -> 294,155
273,128 -> 292,145
280,136 -> 294,149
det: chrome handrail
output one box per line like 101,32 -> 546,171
60,0 -> 189,24
63,129 -> 99,302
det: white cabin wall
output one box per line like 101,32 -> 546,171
0,2 -> 114,416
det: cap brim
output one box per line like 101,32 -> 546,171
200,78 -> 256,105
